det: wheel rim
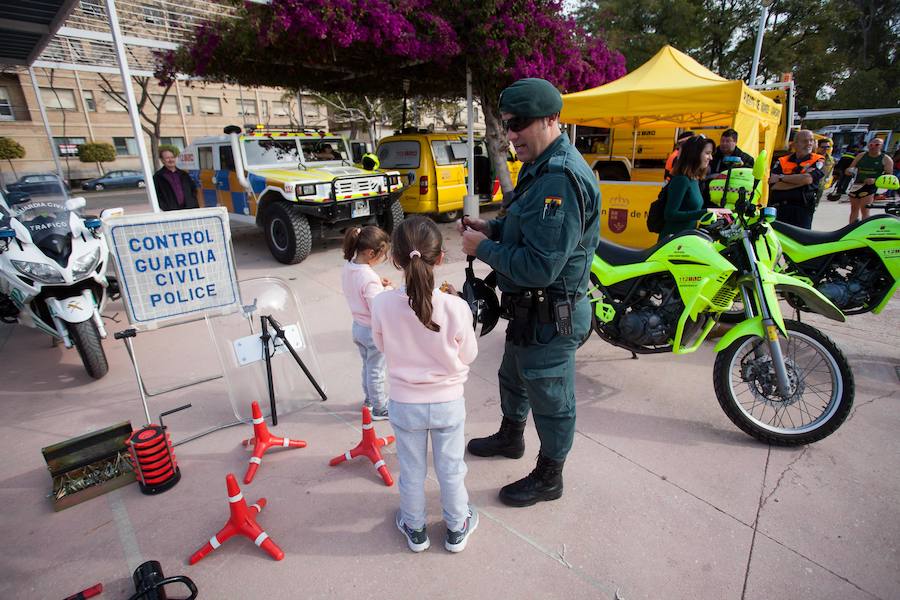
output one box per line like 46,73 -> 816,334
137,181 -> 145,188
96,184 -> 103,190
269,217 -> 289,252
726,330 -> 843,435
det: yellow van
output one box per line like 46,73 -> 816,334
376,130 -> 522,222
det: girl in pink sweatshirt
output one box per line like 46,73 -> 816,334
341,225 -> 392,420
371,216 -> 479,553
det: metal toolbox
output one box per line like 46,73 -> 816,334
41,421 -> 136,511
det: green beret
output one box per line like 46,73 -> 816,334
498,78 -> 563,117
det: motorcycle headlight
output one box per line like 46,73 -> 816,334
71,247 -> 101,278
11,259 -> 65,283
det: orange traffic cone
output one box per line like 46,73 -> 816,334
241,400 -> 307,484
329,406 -> 395,486
188,474 -> 285,565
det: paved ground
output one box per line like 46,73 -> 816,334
0,194 -> 897,600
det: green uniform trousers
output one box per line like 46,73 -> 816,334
498,296 -> 591,461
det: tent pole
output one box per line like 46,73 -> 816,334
464,65 -> 478,219
104,0 -> 161,212
631,120 -> 638,167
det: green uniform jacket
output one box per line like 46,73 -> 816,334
476,133 -> 601,297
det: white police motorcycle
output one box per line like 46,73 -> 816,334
0,182 -> 118,378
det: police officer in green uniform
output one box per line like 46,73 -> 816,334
460,78 -> 601,507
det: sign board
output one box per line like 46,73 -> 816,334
104,207 -> 240,329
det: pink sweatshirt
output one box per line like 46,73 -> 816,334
371,288 -> 478,404
341,260 -> 387,327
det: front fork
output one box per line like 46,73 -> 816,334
740,231 -> 793,398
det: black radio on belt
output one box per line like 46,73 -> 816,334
554,298 -> 573,336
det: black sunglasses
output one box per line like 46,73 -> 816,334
501,116 -> 539,133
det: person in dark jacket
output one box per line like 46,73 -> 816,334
708,129 -> 754,175
153,148 -> 199,211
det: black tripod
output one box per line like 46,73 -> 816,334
259,315 -> 327,426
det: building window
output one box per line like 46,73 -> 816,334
79,0 -> 105,19
83,90 -> 96,112
271,101 -> 289,117
151,94 -> 178,114
182,96 -> 192,115
142,5 -> 165,25
160,137 -> 185,151
103,92 -> 127,112
0,87 -> 13,120
113,137 -> 138,156
54,137 -> 87,157
238,99 -> 257,116
40,88 -> 78,111
197,97 -> 221,115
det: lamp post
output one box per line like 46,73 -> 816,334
749,0 -> 775,86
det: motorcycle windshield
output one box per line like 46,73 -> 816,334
5,197 -> 73,265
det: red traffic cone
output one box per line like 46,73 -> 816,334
188,474 -> 285,565
329,406 -> 395,486
241,400 -> 307,484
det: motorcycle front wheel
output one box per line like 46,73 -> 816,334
713,320 -> 853,445
68,320 -> 109,379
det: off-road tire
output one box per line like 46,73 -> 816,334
264,201 -> 312,264
378,198 -> 404,233
713,319 -> 853,445
68,319 -> 108,379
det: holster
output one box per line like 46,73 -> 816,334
501,290 -> 556,346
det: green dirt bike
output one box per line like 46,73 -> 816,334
718,170 -> 899,321
585,154 -> 854,446
771,173 -> 899,316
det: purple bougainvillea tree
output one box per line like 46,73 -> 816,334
161,0 -> 625,193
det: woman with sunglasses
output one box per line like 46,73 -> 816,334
659,135 -> 729,241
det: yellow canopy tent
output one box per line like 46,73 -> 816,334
561,46 -> 783,248
562,45 -> 782,153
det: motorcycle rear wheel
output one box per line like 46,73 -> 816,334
713,320 -> 853,445
68,320 -> 109,379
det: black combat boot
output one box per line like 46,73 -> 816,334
466,416 -> 526,459
498,454 -> 564,507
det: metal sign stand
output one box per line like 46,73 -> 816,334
259,314 -> 327,426
114,318 -> 240,447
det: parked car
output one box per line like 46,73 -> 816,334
6,173 -> 70,196
376,129 -> 522,222
81,170 -> 145,191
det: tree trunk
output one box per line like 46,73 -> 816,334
479,92 -> 514,202
6,159 -> 17,180
149,133 -> 160,171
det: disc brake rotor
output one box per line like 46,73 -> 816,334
740,354 -> 805,407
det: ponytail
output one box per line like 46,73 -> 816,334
343,225 -> 390,261
391,216 -> 443,332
